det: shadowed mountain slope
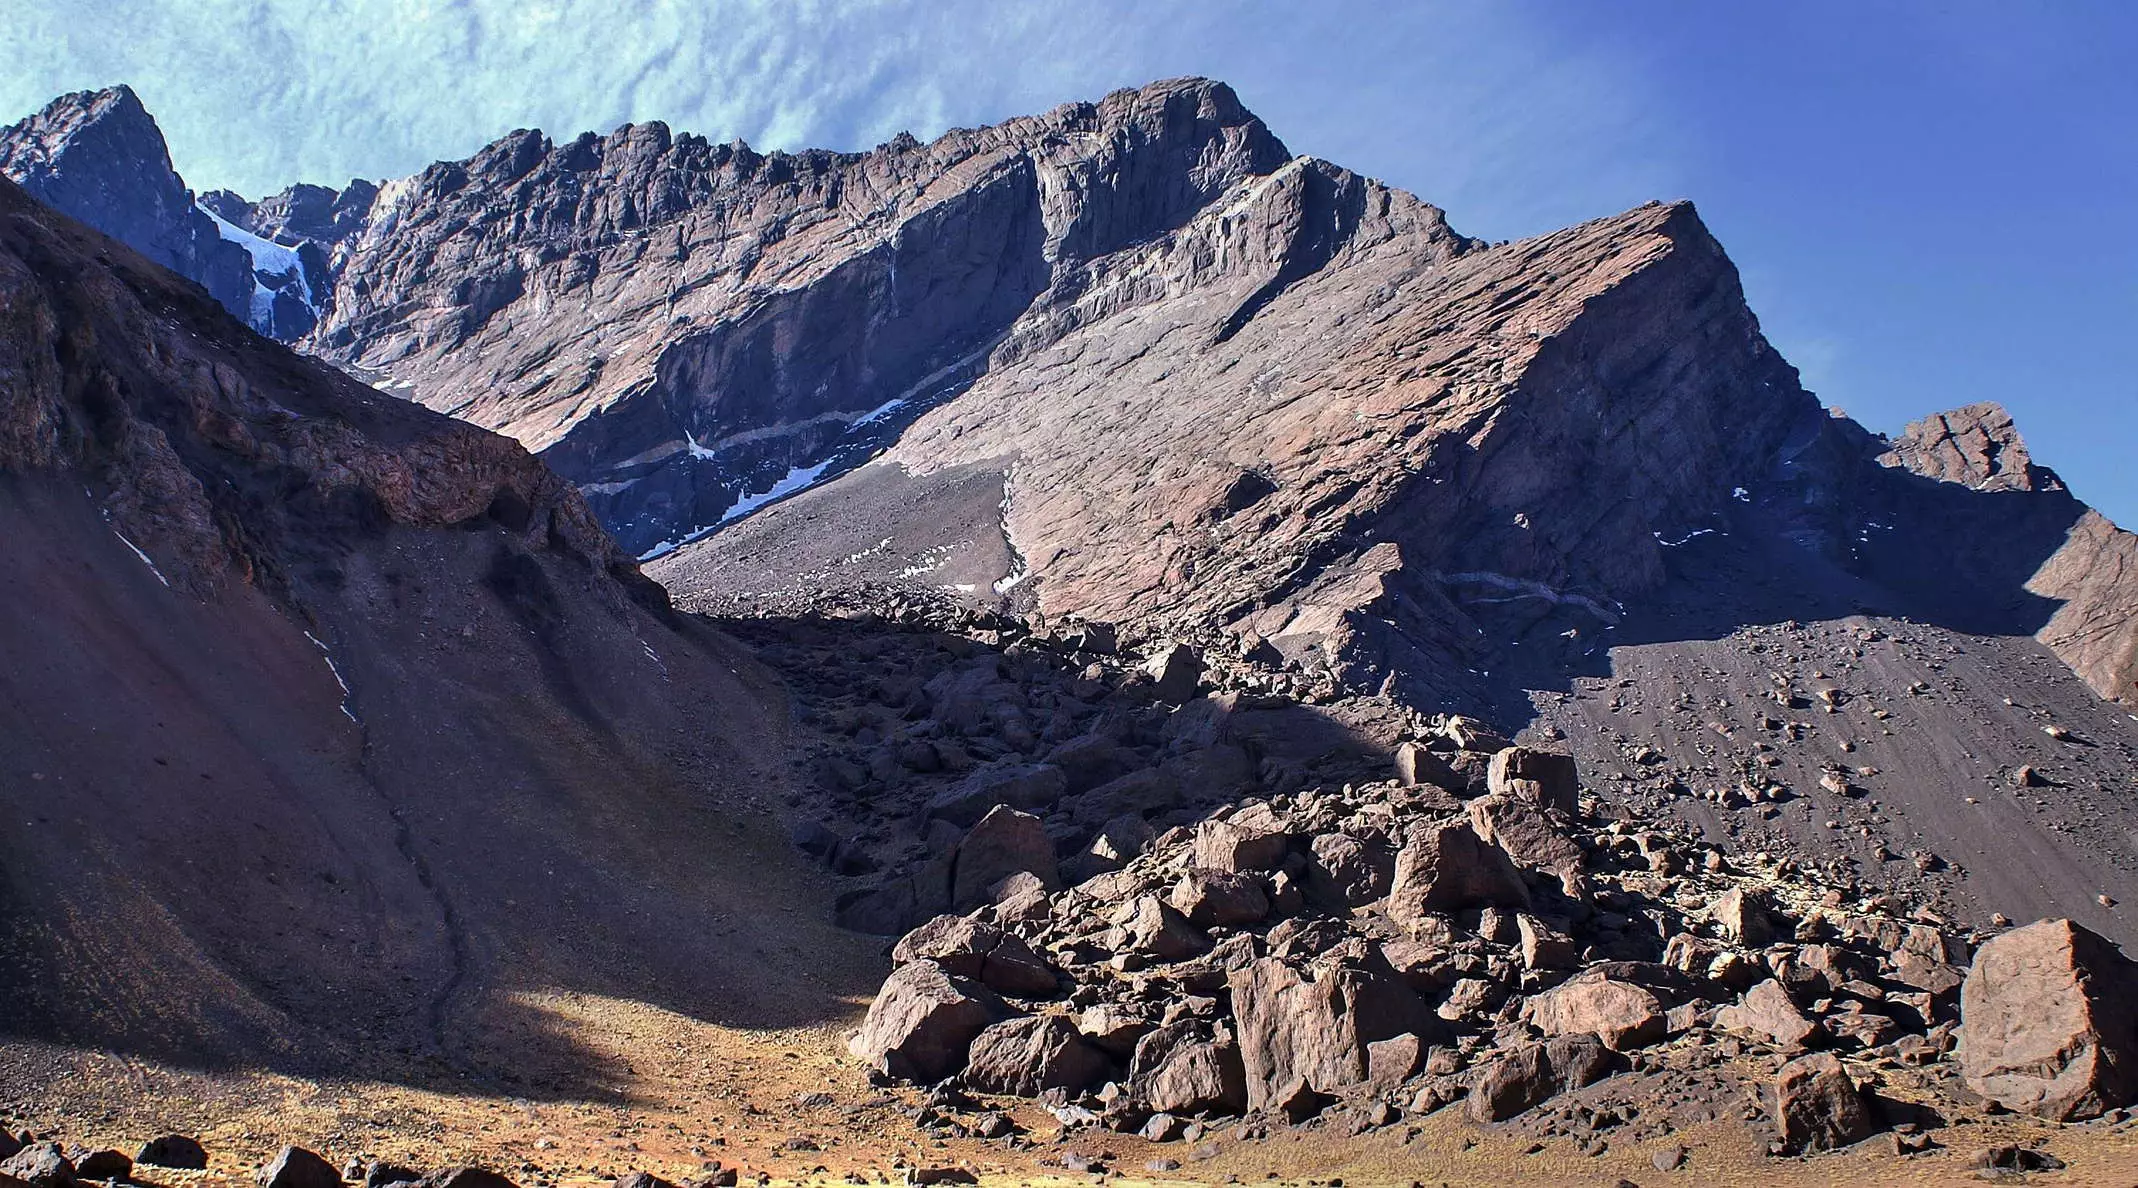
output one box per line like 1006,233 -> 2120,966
0,174 -> 875,1094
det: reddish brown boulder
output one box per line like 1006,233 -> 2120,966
848,960 -> 1006,1082
1130,1022 -> 1249,1115
1716,979 -> 1819,1050
891,914 -> 1060,997
1486,747 -> 1578,815
961,1014 -> 1110,1096
1775,1052 -> 1873,1153
1466,1035 -> 1623,1123
950,805 -> 1059,910
1169,867 -> 1271,927
1960,918 -> 2138,1120
1385,817 -> 1529,929
1520,970 -> 1667,1051
1227,951 -> 1435,1113
1193,810 -> 1291,873
1465,794 -> 1586,898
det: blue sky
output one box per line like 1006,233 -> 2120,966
5,0 -> 2132,522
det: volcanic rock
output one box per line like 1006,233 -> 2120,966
136,1138 -> 207,1171
1486,748 -> 1578,815
1519,969 -> 1667,1051
892,915 -> 1061,997
1227,951 -> 1435,1112
1385,818 -> 1530,926
1466,1035 -> 1624,1123
1,1146 -> 72,1188
258,1148 -> 340,1188
1130,1022 -> 1249,1115
950,805 -> 1060,909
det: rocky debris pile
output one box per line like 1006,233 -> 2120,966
836,679 -> 2067,1157
0,1129 -> 203,1187
714,594 -> 1425,939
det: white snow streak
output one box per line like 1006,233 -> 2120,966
111,530 -> 170,587
302,630 -> 361,723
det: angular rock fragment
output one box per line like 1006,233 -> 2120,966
962,1014 -> 1110,1096
849,960 -> 1007,1082
1486,747 -> 1578,815
1227,950 -> 1436,1112
1520,969 -> 1667,1051
1775,1052 -> 1873,1153
1959,917 -> 2138,1120
1717,979 -> 1819,1050
950,805 -> 1060,910
1131,1022 -> 1248,1115
1385,818 -> 1529,928
258,1148 -> 341,1188
1168,868 -> 1271,927
1465,1035 -> 1623,1123
892,915 -> 1061,997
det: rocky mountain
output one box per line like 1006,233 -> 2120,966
0,86 -> 325,340
9,79 -> 2133,717
0,172 -> 873,1091
6,74 -> 2138,1184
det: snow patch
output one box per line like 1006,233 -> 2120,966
110,529 -> 169,587
1653,528 -> 1721,547
302,629 -> 360,723
200,203 -> 314,332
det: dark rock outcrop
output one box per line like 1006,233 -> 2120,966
0,86 -> 254,321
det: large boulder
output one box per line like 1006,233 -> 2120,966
1775,1052 -> 1874,1153
1169,868 -> 1270,927
1385,818 -> 1529,929
135,1137 -> 207,1170
926,763 -> 1068,827
949,805 -> 1060,910
1465,794 -> 1586,898
1130,1022 -> 1249,1115
257,1147 -> 340,1188
1466,1035 -> 1624,1123
1960,918 -> 2138,1120
1486,747 -> 1578,815
1194,810 -> 1291,873
1143,643 -> 1204,702
962,1014 -> 1110,1096
1716,979 -> 1819,1050
1227,950 -> 1436,1114
1117,894 -> 1213,962
1520,969 -> 1667,1051
1306,832 -> 1394,907
2,1145 -> 73,1188
849,960 -> 1007,1082
892,915 -> 1060,997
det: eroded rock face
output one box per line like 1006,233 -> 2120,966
1959,918 -> 2138,1120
